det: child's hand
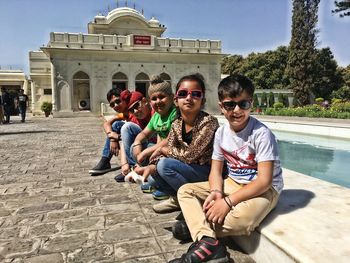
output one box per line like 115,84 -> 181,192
203,191 -> 222,212
121,163 -> 130,175
134,165 -> 156,181
136,151 -> 147,164
205,198 -> 231,225
149,147 -> 162,162
110,141 -> 120,156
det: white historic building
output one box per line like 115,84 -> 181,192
29,6 -> 223,116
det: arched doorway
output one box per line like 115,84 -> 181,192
112,72 -> 128,91
160,72 -> 171,86
135,72 -> 150,97
73,71 -> 90,111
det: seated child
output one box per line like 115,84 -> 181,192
89,88 -> 130,176
114,91 -> 154,181
131,75 -> 177,195
137,74 -> 219,213
169,74 -> 283,263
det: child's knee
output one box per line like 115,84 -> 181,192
177,183 -> 194,199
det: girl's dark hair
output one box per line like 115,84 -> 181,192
218,74 -> 254,101
175,74 -> 206,96
106,87 -> 122,102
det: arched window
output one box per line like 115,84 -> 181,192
112,72 -> 128,91
135,72 -> 150,97
160,72 -> 171,86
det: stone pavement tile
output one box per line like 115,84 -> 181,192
5,196 -> 47,209
62,216 -> 105,233
16,202 -> 67,215
98,193 -> 138,205
66,245 -> 114,263
0,204 -> 13,217
89,203 -> 140,216
114,237 -> 162,261
0,192 -> 29,201
156,234 -> 189,254
69,197 -> 98,208
149,220 -> 177,237
23,253 -> 64,263
140,203 -> 181,223
117,255 -> 166,263
0,226 -> 26,240
1,214 -> 44,228
105,212 -> 146,226
40,233 -> 93,253
44,208 -> 89,222
98,223 -> 153,243
27,222 -> 61,237
46,192 -> 89,203
0,238 -> 41,260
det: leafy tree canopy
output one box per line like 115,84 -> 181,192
332,1 -> 350,17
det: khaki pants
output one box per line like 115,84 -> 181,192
177,178 -> 279,241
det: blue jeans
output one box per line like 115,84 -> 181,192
19,106 -> 26,121
102,120 -> 125,158
120,122 -> 144,166
153,158 -> 211,196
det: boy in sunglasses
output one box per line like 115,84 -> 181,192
169,75 -> 283,263
89,89 -> 151,176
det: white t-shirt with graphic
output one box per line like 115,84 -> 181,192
212,117 -> 283,193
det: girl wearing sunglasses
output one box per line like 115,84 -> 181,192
139,74 -> 219,213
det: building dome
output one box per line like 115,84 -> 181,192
149,17 -> 160,27
106,7 -> 146,24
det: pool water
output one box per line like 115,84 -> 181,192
274,131 -> 350,188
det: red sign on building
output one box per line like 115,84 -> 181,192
133,35 -> 151,45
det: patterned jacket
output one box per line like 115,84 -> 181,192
167,111 -> 219,165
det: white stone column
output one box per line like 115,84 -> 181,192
31,81 -> 36,113
23,79 -> 28,94
50,62 -> 57,111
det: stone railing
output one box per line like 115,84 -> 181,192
47,32 -> 221,54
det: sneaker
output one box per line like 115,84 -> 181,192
141,183 -> 155,193
168,237 -> 229,263
172,220 -> 191,241
152,190 -> 170,201
114,173 -> 125,183
153,196 -> 180,213
89,157 -> 112,176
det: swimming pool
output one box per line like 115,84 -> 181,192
274,131 -> 350,189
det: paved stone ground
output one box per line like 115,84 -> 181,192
0,116 -> 254,263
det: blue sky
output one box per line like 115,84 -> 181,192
0,0 -> 349,74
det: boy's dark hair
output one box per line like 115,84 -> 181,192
106,87 -> 122,102
218,74 -> 254,101
175,74 -> 206,97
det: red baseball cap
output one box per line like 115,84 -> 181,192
128,91 -> 144,109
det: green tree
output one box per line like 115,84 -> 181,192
268,92 -> 275,107
221,55 -> 244,75
286,0 -> 320,105
311,48 -> 343,100
332,1 -> 350,17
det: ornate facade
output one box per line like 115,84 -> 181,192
29,7 -> 222,116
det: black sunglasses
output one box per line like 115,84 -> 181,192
176,89 -> 203,99
129,101 -> 142,113
222,100 -> 252,111
109,99 -> 121,108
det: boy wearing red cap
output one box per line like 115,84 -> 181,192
89,89 -> 152,176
